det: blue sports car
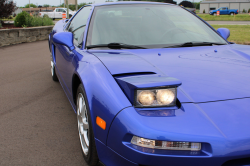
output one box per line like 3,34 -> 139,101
49,2 -> 250,166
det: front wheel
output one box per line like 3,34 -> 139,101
51,61 -> 58,82
213,13 -> 217,16
76,84 -> 99,166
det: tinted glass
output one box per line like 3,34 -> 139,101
87,5 -> 227,48
68,6 -> 92,46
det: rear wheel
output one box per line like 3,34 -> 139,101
76,84 -> 99,166
51,61 -> 58,82
230,12 -> 234,16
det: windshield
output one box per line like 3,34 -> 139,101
87,4 -> 227,48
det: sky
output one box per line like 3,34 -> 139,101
14,0 -> 201,7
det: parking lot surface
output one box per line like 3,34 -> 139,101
0,41 -> 87,166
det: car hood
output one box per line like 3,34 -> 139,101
89,44 -> 250,103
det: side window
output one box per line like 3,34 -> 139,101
68,6 -> 92,47
56,9 -> 59,12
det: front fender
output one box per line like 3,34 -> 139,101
75,51 -> 132,144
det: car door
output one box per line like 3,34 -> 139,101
56,8 -> 62,18
220,7 -> 227,14
55,6 -> 92,98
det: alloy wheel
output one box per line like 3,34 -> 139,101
77,93 -> 90,155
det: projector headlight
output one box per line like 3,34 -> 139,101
135,87 -> 177,107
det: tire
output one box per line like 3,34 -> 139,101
213,13 -> 217,16
51,61 -> 58,82
76,84 -> 99,166
230,12 -> 234,16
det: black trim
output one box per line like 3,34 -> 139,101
113,72 -> 156,78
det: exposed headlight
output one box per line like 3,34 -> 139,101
131,136 -> 201,151
137,90 -> 155,106
135,87 -> 177,107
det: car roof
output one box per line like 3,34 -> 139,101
88,1 -> 177,7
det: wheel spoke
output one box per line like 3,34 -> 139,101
79,97 -> 83,114
83,131 -> 89,147
82,119 -> 89,130
79,125 -> 84,135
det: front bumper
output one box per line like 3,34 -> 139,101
107,99 -> 250,166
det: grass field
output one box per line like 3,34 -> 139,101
198,14 -> 250,21
211,25 -> 250,45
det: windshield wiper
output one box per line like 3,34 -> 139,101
87,43 -> 146,49
164,42 -> 227,48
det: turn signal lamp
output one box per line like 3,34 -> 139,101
96,116 -> 106,130
131,136 -> 201,151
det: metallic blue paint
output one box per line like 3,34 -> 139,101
49,2 -> 250,166
217,28 -> 230,40
53,32 -> 75,51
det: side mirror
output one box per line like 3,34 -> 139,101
217,28 -> 230,40
53,32 -> 75,51
63,11 -> 66,13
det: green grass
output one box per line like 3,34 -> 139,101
211,25 -> 250,45
198,14 -> 250,21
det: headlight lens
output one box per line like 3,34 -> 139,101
137,90 -> 155,106
156,89 -> 175,105
136,87 -> 177,107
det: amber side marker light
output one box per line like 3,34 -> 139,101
96,116 -> 106,130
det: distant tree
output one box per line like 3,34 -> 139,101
193,2 -> 200,9
248,8 -> 250,13
59,3 -> 64,7
59,2 -> 88,10
0,0 -> 16,27
24,3 -> 37,8
78,3 -> 87,8
163,0 -> 177,4
203,9 -> 205,13
0,0 -> 16,18
242,9 -> 246,13
43,4 -> 50,7
179,1 -> 194,8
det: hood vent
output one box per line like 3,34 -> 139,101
113,72 -> 157,78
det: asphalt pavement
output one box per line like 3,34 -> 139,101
0,41 -> 87,166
